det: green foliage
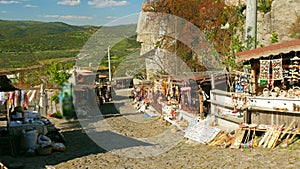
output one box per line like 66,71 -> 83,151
258,0 -> 273,13
271,32 -> 279,44
0,20 -> 86,39
101,35 -> 141,74
225,35 -> 244,71
17,70 -> 45,87
52,111 -> 63,119
0,20 -> 143,88
0,30 -> 93,53
50,90 -> 60,104
0,20 -> 97,71
46,62 -> 72,86
0,51 -> 78,69
133,69 -> 147,80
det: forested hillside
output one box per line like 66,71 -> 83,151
0,20 -> 87,39
0,20 -> 140,70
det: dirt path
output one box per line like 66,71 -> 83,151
1,89 -> 300,169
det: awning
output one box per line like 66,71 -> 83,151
236,39 -> 300,62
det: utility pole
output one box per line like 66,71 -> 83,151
108,46 -> 112,82
245,0 -> 257,49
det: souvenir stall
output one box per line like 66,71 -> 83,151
152,75 -> 210,124
236,39 -> 300,126
0,75 -> 65,156
209,71 -> 246,129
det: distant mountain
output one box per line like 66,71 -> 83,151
0,20 -> 140,71
0,20 -> 89,39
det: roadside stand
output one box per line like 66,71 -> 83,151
0,77 -> 66,156
208,40 -> 300,149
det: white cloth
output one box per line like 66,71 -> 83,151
0,92 -> 5,105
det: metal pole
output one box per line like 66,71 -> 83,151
108,46 -> 112,81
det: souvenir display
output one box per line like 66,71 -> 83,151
234,71 -> 251,94
260,60 -> 270,80
271,59 -> 283,80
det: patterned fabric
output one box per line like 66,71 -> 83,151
260,60 -> 270,80
271,59 -> 283,80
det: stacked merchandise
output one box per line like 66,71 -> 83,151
234,71 -> 251,94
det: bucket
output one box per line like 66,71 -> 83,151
21,129 -> 38,150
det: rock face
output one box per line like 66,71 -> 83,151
136,0 -> 300,75
136,11 -> 179,78
257,0 -> 300,46
136,11 -> 211,78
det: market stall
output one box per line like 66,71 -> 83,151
236,39 -> 300,126
210,40 -> 300,127
0,75 -> 65,156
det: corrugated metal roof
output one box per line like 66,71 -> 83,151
236,39 -> 300,62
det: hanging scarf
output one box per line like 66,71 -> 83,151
23,91 -> 29,109
9,91 -> 15,108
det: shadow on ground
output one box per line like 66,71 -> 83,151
0,90 -> 147,169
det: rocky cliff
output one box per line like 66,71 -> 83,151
136,0 -> 300,77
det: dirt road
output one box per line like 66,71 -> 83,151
1,89 -> 300,169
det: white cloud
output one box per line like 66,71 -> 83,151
88,0 -> 129,8
43,14 -> 92,20
57,0 -> 80,6
0,0 -> 20,4
0,10 -> 7,13
43,15 -> 60,19
60,15 -> 93,20
107,16 -> 117,19
24,4 -> 37,8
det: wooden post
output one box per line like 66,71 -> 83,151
6,93 -> 10,124
251,69 -> 256,95
199,88 -> 204,120
210,73 -> 215,89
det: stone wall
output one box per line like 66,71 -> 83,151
257,0 -> 300,46
226,0 -> 300,46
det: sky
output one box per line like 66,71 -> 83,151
0,0 -> 145,26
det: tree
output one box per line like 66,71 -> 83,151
46,62 -> 72,87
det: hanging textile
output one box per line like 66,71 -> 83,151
271,59 -> 283,80
28,90 -> 37,103
14,90 -> 21,107
0,92 -> 5,105
260,60 -> 270,80
22,91 -> 29,109
20,90 -> 25,107
9,91 -> 14,108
